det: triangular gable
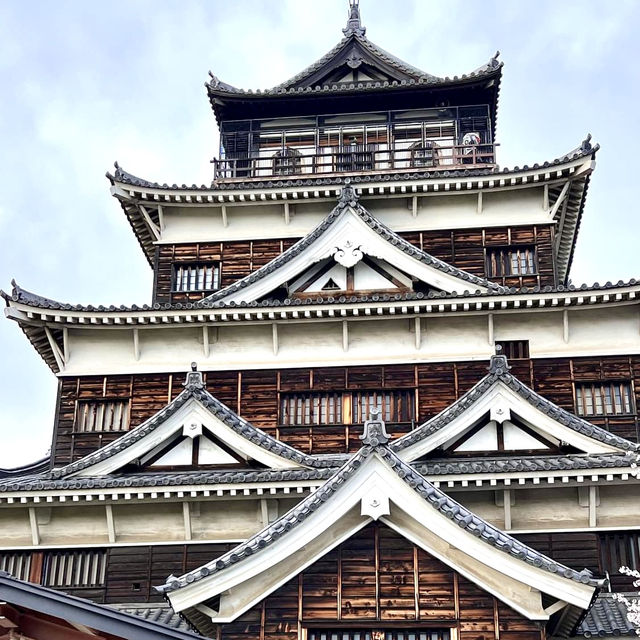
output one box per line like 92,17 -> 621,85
273,3 -> 436,91
49,368 -> 329,479
159,412 -> 601,634
392,355 -> 640,462
202,184 -> 503,306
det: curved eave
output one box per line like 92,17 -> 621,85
0,459 -> 636,502
108,143 -> 595,265
4,280 -> 640,375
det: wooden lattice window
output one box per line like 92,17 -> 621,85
495,340 -> 530,359
487,246 -> 536,277
42,550 -> 107,588
280,390 -> 415,426
0,552 -> 32,581
75,400 -> 130,432
272,148 -> 302,176
173,263 -> 220,292
575,381 -> 634,417
280,393 -> 343,426
599,532 -> 640,590
352,390 -> 415,424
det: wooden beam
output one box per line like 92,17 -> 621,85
138,204 -> 161,241
105,504 -> 116,543
272,323 -> 279,356
549,181 -> 571,219
555,183 -> 572,252
132,328 -> 140,361
157,204 -> 165,231
503,490 -> 512,530
589,486 -> 597,528
414,317 -> 421,350
62,327 -> 69,363
203,325 -> 210,358
28,507 -> 40,546
183,502 -> 192,541
44,326 -> 65,371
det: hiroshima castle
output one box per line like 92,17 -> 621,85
0,2 -> 638,639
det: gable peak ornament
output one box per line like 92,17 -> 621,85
184,362 -> 205,390
332,239 -> 364,267
343,0 -> 366,37
360,406 -> 391,446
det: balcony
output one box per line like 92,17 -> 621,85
213,140 -> 496,181
214,105 -> 496,182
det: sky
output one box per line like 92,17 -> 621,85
0,0 -> 639,467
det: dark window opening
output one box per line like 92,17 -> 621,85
575,381 -> 634,417
487,246 -> 537,277
496,340 -> 530,360
75,400 -> 130,433
173,263 -> 220,292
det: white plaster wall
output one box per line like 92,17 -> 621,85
597,484 -> 640,528
191,500 -> 262,540
112,502 -> 183,543
510,487 -> 588,530
38,505 -> 109,545
61,303 -> 640,376
157,184 -> 550,245
0,508 -> 32,546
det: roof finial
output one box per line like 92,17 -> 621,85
343,0 -> 366,37
488,345 -> 511,376
184,363 -> 204,390
360,406 -> 390,446
337,178 -> 359,208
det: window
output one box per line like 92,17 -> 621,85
487,246 -> 536,277
75,400 -> 130,432
0,552 -> 32,581
42,550 -> 107,588
279,390 -> 415,426
280,393 -> 343,426
575,381 -> 634,417
173,263 -> 220,292
495,340 -> 530,359
410,140 -> 437,167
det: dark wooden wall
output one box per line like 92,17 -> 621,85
3,530 -> 635,606
219,523 -> 543,640
52,355 -> 640,466
152,224 -> 556,304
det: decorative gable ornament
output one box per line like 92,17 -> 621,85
332,239 -> 364,267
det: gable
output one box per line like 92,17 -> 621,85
206,523 -> 544,638
392,357 -> 639,462
202,189 -> 500,306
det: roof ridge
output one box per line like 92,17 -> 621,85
158,409 -> 604,596
392,354 -> 640,454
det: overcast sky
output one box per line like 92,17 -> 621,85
0,0 -> 639,467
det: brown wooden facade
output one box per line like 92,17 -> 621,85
1,529 -> 635,607
152,225 -> 556,305
51,354 -> 640,467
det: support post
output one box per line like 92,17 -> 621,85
62,327 -> 69,363
183,502 -> 192,541
411,195 -> 418,218
44,326 -> 65,371
105,504 -> 116,543
272,323 -> 279,356
543,184 -> 549,211
589,486 -> 597,528
477,191 -> 483,214
414,317 -> 421,350
503,490 -> 512,530
221,205 -> 228,228
342,320 -> 349,352
28,508 -> 40,546
203,325 -> 210,358
133,328 -> 140,361
487,313 -> 494,346
563,309 -> 569,344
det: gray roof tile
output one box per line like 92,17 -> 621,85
392,354 -> 640,455
578,593 -> 639,637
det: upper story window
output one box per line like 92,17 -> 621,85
487,246 -> 537,277
0,552 -> 32,581
42,550 -> 107,588
173,263 -> 220,292
273,148 -> 302,175
75,400 -> 130,432
495,340 -> 530,359
575,381 -> 634,417
279,390 -> 415,426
